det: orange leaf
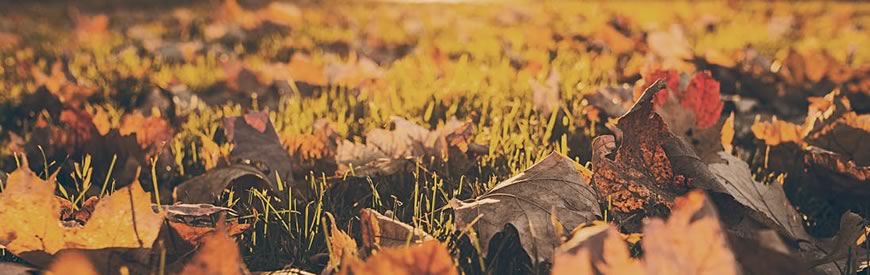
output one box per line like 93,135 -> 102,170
180,225 -> 248,275
340,241 -> 456,275
0,164 -> 165,267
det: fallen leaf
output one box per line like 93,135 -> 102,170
326,213 -> 358,273
551,190 -> 738,275
359,208 -> 433,252
451,152 -> 600,261
0,163 -> 165,267
592,80 -> 688,216
222,111 -> 298,197
335,117 -> 484,177
119,112 -> 173,154
339,240 -> 456,275
179,223 -> 248,275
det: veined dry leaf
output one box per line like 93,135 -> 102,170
451,152 -> 600,261
335,117 -> 484,177
179,223 -> 248,275
359,208 -> 433,252
339,240 -> 456,275
0,164 -> 165,267
592,80 -> 688,216
551,191 -> 738,275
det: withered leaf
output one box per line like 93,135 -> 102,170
551,191 -> 738,275
339,240 -> 456,275
224,111 -> 296,187
335,117 -> 484,177
326,214 -> 358,273
0,164 -> 165,267
179,224 -> 249,275
174,164 -> 274,204
451,152 -> 600,261
359,208 -> 433,252
592,80 -> 688,216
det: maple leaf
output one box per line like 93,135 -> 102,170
451,152 -> 600,262
339,240 -> 457,275
0,163 -> 165,267
551,190 -> 739,275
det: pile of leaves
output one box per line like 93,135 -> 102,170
0,1 -> 868,274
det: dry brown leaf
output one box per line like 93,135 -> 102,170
339,240 -> 456,275
359,208 -> 433,252
326,214 -> 359,273
551,191 -> 738,275
335,117 -> 483,177
0,164 -> 165,267
451,152 -> 600,261
593,80 -> 688,215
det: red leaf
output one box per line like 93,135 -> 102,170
681,71 -> 724,129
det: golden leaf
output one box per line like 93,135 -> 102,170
0,164 -> 165,267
